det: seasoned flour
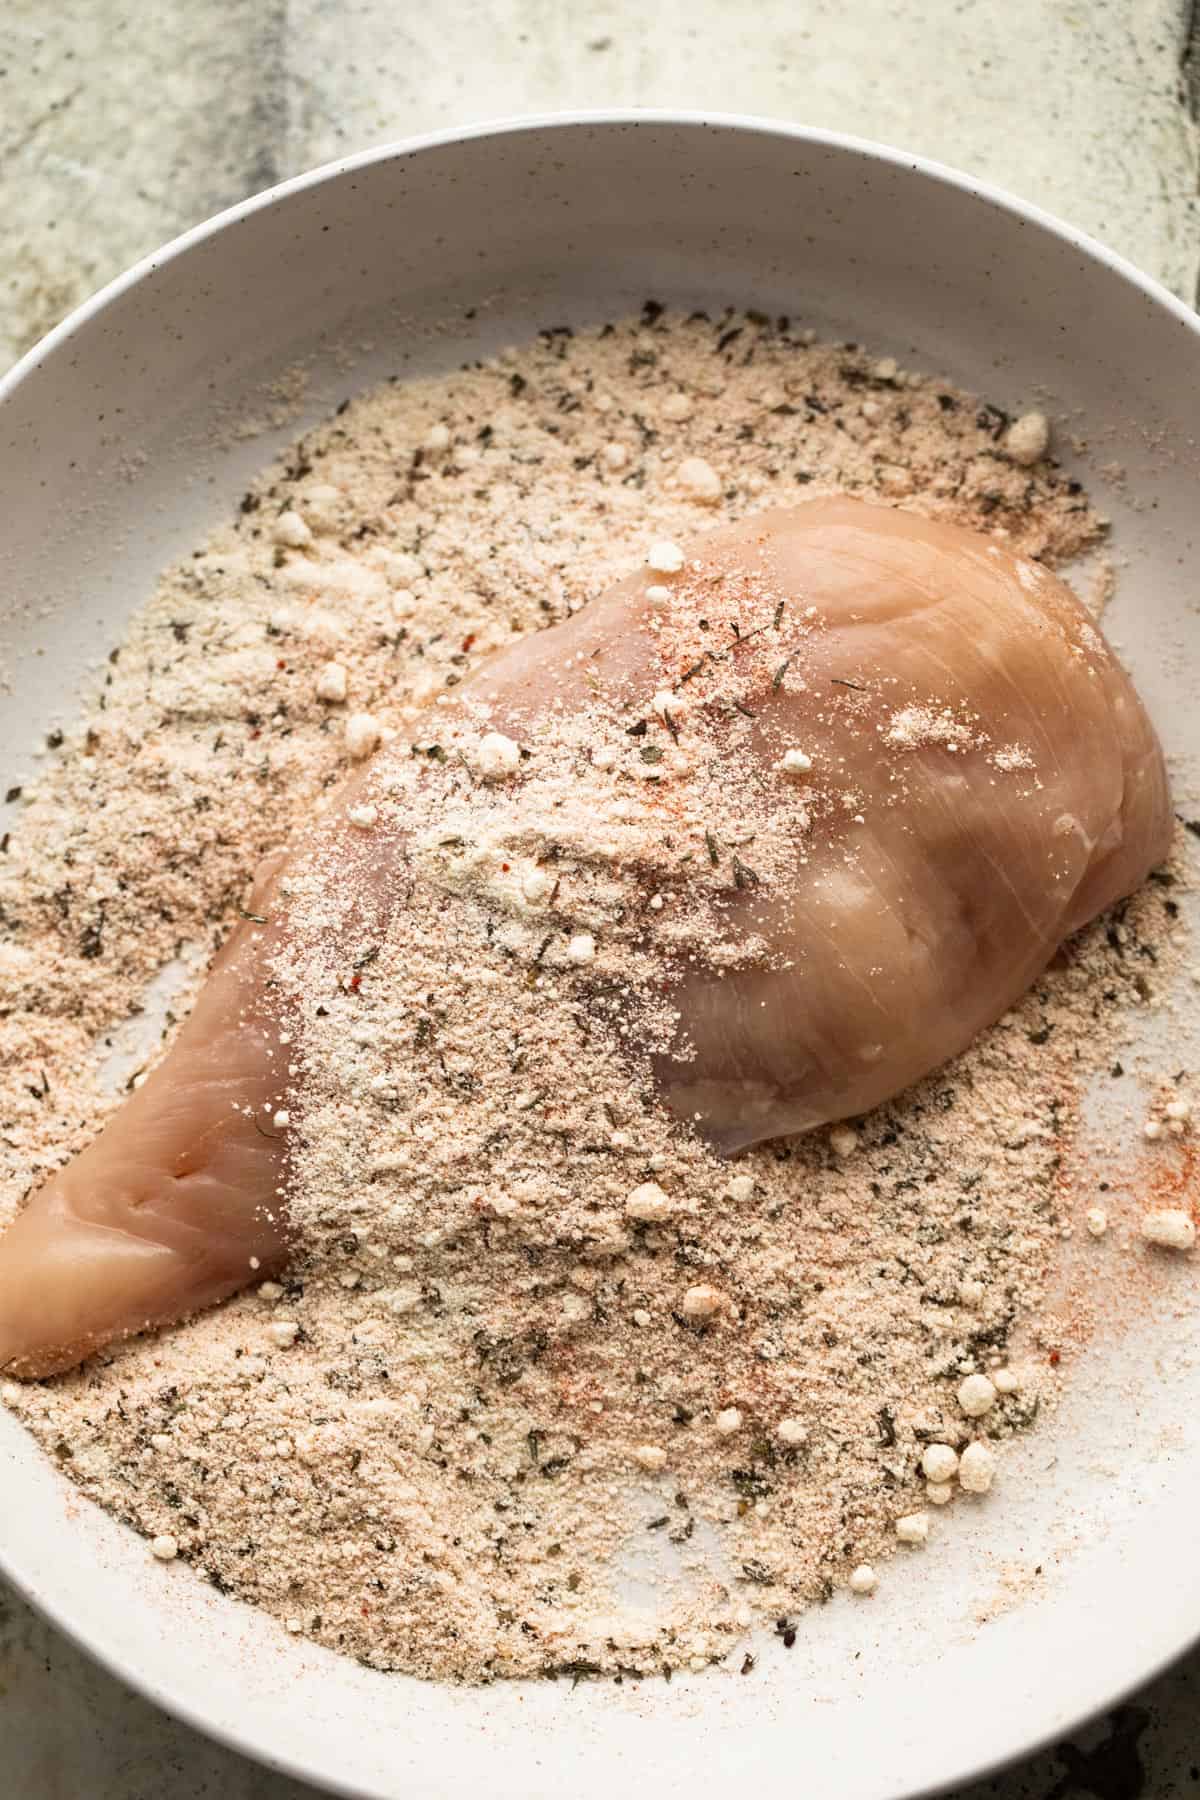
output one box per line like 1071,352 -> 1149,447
0,308 -> 1190,1681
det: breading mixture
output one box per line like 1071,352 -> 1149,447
0,308 -> 1191,1682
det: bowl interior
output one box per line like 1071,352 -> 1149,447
2,117 -> 1199,1800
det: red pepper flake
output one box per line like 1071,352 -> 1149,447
461,633 -> 477,653
276,658 -> 287,671
348,974 -> 361,993
501,862 -> 511,872
1048,1350 -> 1060,1366
248,728 -> 261,740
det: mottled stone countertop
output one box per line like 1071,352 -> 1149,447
2,2 -> 1199,1795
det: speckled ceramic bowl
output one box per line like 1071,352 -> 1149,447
2,114 -> 1199,1800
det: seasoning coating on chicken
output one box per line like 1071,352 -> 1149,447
0,500 -> 1171,1375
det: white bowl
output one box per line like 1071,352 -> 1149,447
2,113 -> 1199,1800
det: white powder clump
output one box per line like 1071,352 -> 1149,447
315,662 -> 348,704
646,539 -> 685,573
1140,1209 -> 1195,1252
958,1373 -> 997,1418
1005,411 -> 1051,467
344,712 -> 382,760
992,745 -> 1035,772
474,732 -> 521,779
521,866 -> 552,905
625,1182 -> 673,1222
958,1442 -> 997,1494
920,1444 -> 959,1483
895,1512 -> 929,1545
676,457 -> 722,503
885,706 -> 979,753
272,509 -> 311,548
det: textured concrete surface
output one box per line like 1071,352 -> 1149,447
2,1 -> 1200,1795
2,0 -> 1199,370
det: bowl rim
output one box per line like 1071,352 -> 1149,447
3,106 -> 1200,1800
4,105 -> 1199,411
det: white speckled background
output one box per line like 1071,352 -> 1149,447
2,2 -> 1199,1794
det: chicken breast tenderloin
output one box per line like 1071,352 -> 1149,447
0,500 -> 1171,1376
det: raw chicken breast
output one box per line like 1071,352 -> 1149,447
0,499 -> 1171,1375
632,502 -> 1173,1148
0,929 -> 290,1377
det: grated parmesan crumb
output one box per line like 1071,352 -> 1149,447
895,1512 -> 929,1545
1140,1209 -> 1195,1252
344,712 -> 382,760
1004,411 -> 1051,467
646,539 -> 685,574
